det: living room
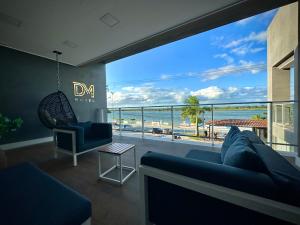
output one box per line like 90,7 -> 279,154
0,1 -> 299,225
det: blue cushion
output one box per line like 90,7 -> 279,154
240,130 -> 264,144
78,137 -> 112,152
186,149 -> 222,164
223,136 -> 266,173
252,143 -> 300,207
77,121 -> 92,138
221,126 -> 241,162
0,162 -> 91,225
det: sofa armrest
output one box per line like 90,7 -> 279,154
141,151 -> 279,199
55,125 -> 85,148
91,123 -> 112,139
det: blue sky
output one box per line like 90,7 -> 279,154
106,9 -> 277,107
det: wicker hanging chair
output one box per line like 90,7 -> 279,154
37,51 -> 77,129
38,91 -> 77,129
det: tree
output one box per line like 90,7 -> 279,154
251,114 -> 266,120
181,96 -> 204,136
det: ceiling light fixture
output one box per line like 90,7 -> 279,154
100,13 -> 119,27
0,12 -> 22,28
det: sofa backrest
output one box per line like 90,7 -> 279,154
252,143 -> 300,207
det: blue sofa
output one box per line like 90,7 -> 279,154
140,127 -> 300,225
0,162 -> 91,225
54,121 -> 112,166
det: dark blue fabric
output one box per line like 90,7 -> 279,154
76,121 -> 92,138
240,130 -> 265,144
57,125 -> 84,150
78,137 -> 112,152
56,122 -> 112,152
0,162 -> 91,225
223,136 -> 266,173
147,177 -> 292,225
221,126 -> 241,162
185,149 -> 222,164
253,143 -> 300,207
141,151 -> 279,199
91,123 -> 113,139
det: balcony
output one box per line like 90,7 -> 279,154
107,100 -> 297,153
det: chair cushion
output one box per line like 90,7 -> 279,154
252,143 -> 300,207
77,121 -> 92,138
221,126 -> 241,162
223,136 -> 266,173
186,150 -> 222,164
240,130 -> 264,144
0,162 -> 91,225
78,137 -> 112,152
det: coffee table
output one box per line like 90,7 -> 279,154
97,143 -> 136,185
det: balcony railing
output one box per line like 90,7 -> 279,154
106,100 -> 298,152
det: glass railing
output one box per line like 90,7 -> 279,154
106,100 -> 297,152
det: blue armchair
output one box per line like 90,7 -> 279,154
54,121 -> 112,166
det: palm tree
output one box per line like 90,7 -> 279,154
181,96 -> 204,136
251,114 -> 266,120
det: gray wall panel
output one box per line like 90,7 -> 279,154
0,46 -> 107,144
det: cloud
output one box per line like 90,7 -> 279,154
201,60 -> 265,81
191,86 -> 224,99
190,86 -> 267,102
214,53 -> 234,64
224,31 -> 267,49
236,17 -> 254,26
107,84 -> 189,107
239,60 -> 263,74
107,85 -> 267,107
231,44 -> 264,56
160,74 -> 172,80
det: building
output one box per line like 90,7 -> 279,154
267,2 -> 299,152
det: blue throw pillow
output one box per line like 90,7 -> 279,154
240,130 -> 264,144
223,136 -> 266,173
221,126 -> 241,162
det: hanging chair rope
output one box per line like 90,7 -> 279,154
53,50 -> 62,91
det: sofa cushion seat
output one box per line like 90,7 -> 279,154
0,162 -> 91,225
186,149 -> 222,164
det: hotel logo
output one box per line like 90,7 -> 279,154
73,81 -> 95,98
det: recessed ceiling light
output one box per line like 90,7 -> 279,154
0,12 -> 22,28
62,40 -> 78,48
100,13 -> 119,27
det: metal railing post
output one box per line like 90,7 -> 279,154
269,102 -> 273,148
119,107 -> 122,135
171,106 -> 174,141
141,107 -> 144,138
211,104 -> 214,147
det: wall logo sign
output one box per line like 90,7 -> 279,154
73,81 -> 95,103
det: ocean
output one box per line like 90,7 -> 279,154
107,109 -> 267,130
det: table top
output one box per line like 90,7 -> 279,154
97,143 -> 135,155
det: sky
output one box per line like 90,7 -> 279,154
106,9 -> 277,107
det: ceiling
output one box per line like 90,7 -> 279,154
0,0 -> 242,66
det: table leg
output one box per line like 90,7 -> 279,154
134,146 -> 137,171
98,152 -> 101,177
119,155 -> 123,184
